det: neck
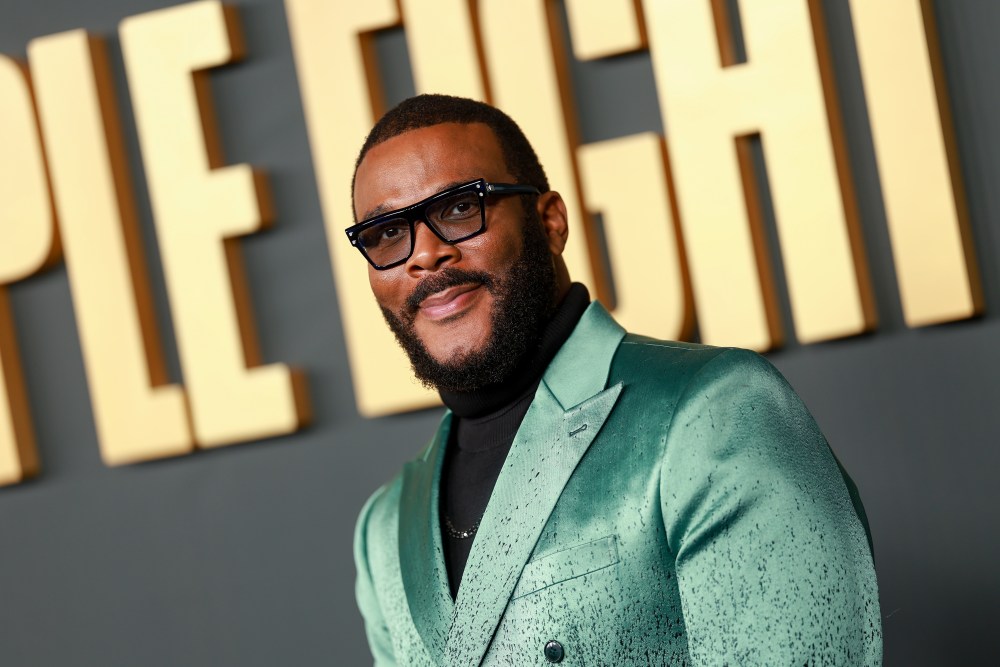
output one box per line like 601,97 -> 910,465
439,283 -> 590,418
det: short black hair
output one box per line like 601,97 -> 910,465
352,94 -> 549,215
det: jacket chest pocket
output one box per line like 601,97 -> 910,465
491,536 -> 623,665
512,535 -> 619,600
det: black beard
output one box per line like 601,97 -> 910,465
380,214 -> 557,393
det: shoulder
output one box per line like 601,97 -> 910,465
651,342 -> 831,489
610,335 -> 815,460
354,418 -> 447,559
354,475 -> 403,557
615,333 -> 726,370
612,334 -> 783,400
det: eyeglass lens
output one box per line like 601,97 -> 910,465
357,189 -> 484,267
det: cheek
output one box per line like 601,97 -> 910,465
469,226 -> 524,272
368,268 -> 400,310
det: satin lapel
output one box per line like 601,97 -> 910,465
542,302 -> 627,409
398,414 -> 454,665
444,302 -> 627,666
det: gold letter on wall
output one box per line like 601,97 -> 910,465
479,0 -> 602,301
850,0 -> 981,326
286,0 -> 442,416
643,0 -> 874,349
0,291 -> 37,486
568,0 -> 691,341
564,0 -> 646,60
578,133 -> 692,340
29,32 -> 193,465
399,0 -> 487,100
120,1 -> 308,446
0,55 -> 57,484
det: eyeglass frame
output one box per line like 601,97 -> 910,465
345,178 -> 541,270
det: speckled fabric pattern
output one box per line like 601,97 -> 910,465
354,303 -> 882,666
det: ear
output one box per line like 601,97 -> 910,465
536,191 -> 569,256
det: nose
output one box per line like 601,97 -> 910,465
405,220 -> 460,275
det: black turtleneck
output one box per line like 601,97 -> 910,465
438,283 -> 590,599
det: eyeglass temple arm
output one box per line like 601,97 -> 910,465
486,183 -> 541,196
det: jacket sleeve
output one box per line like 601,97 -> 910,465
659,349 -> 882,666
354,489 -> 398,667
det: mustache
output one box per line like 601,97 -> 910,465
404,267 -> 496,313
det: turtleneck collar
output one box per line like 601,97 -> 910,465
439,283 -> 590,418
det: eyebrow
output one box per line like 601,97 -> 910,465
359,179 -> 473,223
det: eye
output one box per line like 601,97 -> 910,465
359,220 -> 408,249
433,193 -> 481,222
381,225 -> 404,240
445,200 -> 477,219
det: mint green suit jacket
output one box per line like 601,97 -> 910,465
354,303 -> 882,666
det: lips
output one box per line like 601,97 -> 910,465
403,267 -> 495,318
417,283 -> 482,320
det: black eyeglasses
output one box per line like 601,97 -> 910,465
345,179 -> 540,270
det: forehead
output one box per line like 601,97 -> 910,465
353,122 -> 510,220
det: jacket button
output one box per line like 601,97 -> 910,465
544,640 -> 564,663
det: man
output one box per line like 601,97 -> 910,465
349,94 -> 881,666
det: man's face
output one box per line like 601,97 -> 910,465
353,122 -> 561,392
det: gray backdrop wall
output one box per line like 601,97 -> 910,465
0,1 -> 997,665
